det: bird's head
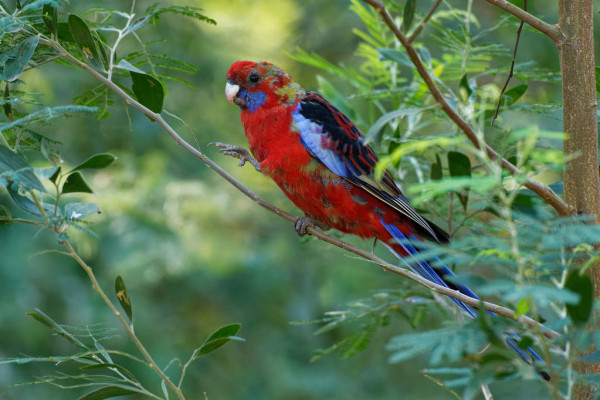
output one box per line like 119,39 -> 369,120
225,61 -> 305,113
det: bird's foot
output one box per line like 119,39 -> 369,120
294,216 -> 330,237
209,142 -> 261,172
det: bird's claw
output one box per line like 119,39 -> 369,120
209,142 -> 261,172
294,216 -> 330,237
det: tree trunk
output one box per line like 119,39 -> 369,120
558,1 -> 600,399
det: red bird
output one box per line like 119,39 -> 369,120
213,60 -> 480,317
213,60 -> 547,372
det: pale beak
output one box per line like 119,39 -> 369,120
225,82 -> 240,103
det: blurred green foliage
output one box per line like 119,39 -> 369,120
0,0 -> 597,399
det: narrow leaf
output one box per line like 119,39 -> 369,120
70,153 -> 116,173
430,154 -> 442,180
0,145 -> 47,192
365,108 -> 423,144
130,71 -> 164,113
78,386 -> 138,400
195,323 -> 243,358
115,59 -> 145,74
503,84 -> 528,106
3,83 -> 12,121
42,4 -> 58,36
565,271 -> 593,325
68,14 -> 104,71
377,48 -> 413,68
3,35 -> 39,82
114,276 -> 133,323
447,151 -> 471,210
458,74 -> 472,103
402,0 -> 416,34
595,67 -> 600,98
62,172 -> 93,194
27,308 -> 87,349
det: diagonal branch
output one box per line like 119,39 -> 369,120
362,0 -> 573,216
407,0 -> 443,44
36,37 -> 559,341
484,0 -> 563,43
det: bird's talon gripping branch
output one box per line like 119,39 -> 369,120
295,216 -> 330,237
209,142 -> 261,172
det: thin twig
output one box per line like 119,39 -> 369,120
407,0 -> 443,44
34,36 -> 560,341
361,0 -> 573,216
484,0 -> 562,43
491,0 -> 526,127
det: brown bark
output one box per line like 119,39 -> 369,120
558,1 -> 600,398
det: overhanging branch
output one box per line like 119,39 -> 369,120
485,0 -> 563,43
36,36 -> 559,341
362,0 -> 573,216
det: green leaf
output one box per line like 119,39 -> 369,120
595,67 -> 600,98
195,323 -> 243,358
447,151 -> 471,210
42,4 -> 58,36
68,14 -> 104,71
430,153 -> 442,180
27,308 -> 87,349
503,84 -> 528,106
78,386 -> 138,400
6,185 -> 50,216
62,172 -> 93,194
565,270 -> 593,325
114,276 -> 133,324
35,166 -> 59,181
365,108 -> 423,144
130,71 -> 164,114
115,59 -> 145,74
402,0 -> 416,34
0,146 -> 47,192
517,336 -> 534,350
3,83 -> 12,121
0,105 -> 97,132
3,35 -> 39,82
377,48 -> 413,68
515,297 -> 531,317
147,5 -> 216,25
65,202 -> 99,219
458,74 -> 472,103
70,153 -> 116,173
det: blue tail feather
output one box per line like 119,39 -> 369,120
380,218 -> 545,367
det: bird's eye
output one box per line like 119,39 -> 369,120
249,73 -> 260,83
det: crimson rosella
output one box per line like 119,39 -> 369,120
214,61 -> 545,370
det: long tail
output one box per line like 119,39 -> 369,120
379,219 -> 546,369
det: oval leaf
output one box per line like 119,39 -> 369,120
402,0 -> 416,34
4,35 -> 39,82
70,153 -> 116,173
62,171 -> 93,194
377,48 -> 413,68
130,71 -> 164,113
42,4 -> 58,36
115,276 -> 133,323
447,151 -> 471,177
565,271 -> 593,325
503,84 -> 528,107
78,386 -> 138,400
195,323 -> 243,358
68,14 -> 104,71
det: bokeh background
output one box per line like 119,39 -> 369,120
0,0 -> 569,398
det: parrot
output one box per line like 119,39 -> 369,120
214,60 -> 546,372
